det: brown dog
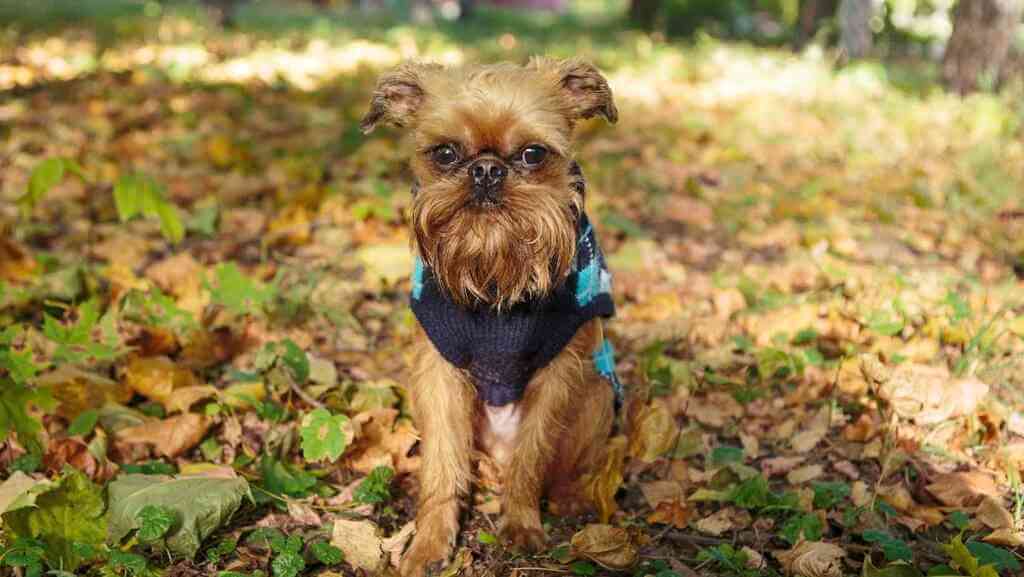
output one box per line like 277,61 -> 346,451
360,58 -> 621,577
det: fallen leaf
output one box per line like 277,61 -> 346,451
166,385 -> 218,414
685,392 -> 744,428
762,456 -> 806,477
331,517 -> 385,572
787,464 -> 824,485
286,501 -> 321,526
926,472 -> 999,507
569,524 -> 639,570
647,499 -> 692,529
860,355 -> 989,425
123,356 -> 200,409
791,406 -> 830,453
382,521 -> 416,569
775,540 -> 845,577
357,242 -> 411,287
695,508 -> 735,536
117,414 -> 212,458
0,471 -> 54,514
582,435 -> 627,523
976,496 -> 1014,531
629,399 -> 680,462
107,473 -> 251,558
640,480 -> 685,509
36,367 -> 131,420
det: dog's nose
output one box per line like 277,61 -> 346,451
468,158 -> 507,198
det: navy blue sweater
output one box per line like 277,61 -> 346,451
409,165 -> 623,407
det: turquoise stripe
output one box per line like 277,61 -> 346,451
411,257 -> 425,300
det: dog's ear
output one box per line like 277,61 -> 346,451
360,62 -> 440,134
537,58 -> 618,125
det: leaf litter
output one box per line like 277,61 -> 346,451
1,9 -> 1024,577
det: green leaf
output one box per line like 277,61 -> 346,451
867,310 -> 904,336
812,481 -> 851,509
709,446 -> 744,466
136,505 -> 177,542
113,173 -> 145,221
271,551 -> 305,577
864,530 -> 913,563
206,538 -> 237,563
570,560 -> 598,576
245,527 -> 286,550
353,466 -> 394,505
780,513 -> 823,545
300,408 -> 354,463
207,263 -> 276,316
0,379 -> 55,455
153,198 -> 185,244
279,340 -> 309,384
948,511 -> 970,531
945,291 -> 971,323
107,474 -> 251,559
108,550 -> 148,575
259,456 -> 316,497
3,469 -> 106,571
22,158 -> 66,213
477,530 -> 498,546
965,541 -> 1019,573
67,410 -> 99,436
728,475 -> 770,509
310,541 -> 343,565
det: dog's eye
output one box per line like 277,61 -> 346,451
520,146 -> 547,167
432,144 -> 459,166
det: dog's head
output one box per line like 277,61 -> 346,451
361,58 -> 617,309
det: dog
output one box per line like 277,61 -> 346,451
360,58 -> 622,577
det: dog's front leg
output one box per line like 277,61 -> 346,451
500,323 -> 597,552
400,333 -> 476,577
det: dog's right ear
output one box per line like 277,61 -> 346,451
360,62 -> 440,134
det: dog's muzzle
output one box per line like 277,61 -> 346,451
468,157 -> 506,203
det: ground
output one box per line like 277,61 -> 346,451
2,4 -> 1024,577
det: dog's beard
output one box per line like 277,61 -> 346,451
413,180 -> 578,310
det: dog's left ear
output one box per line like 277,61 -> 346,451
360,62 -> 440,134
542,58 -> 618,125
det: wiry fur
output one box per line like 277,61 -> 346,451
363,59 -> 618,577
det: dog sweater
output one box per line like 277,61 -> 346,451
409,164 -> 623,407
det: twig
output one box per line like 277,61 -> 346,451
288,378 -> 325,409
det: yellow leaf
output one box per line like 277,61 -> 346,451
222,381 -> 266,409
582,435 -> 626,523
628,399 -> 679,463
123,356 -> 200,409
36,367 -> 132,420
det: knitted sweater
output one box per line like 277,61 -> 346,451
409,165 -> 623,407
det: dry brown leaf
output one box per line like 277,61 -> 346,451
983,528 -> 1024,547
570,524 -> 639,570
628,399 -> 679,463
860,355 -> 989,425
695,508 -> 735,536
976,495 -> 1014,530
876,484 -> 916,514
166,385 -> 218,414
382,521 -> 416,569
582,435 -> 627,523
640,480 -> 685,509
117,414 -> 211,458
286,501 -> 321,526
331,517 -> 385,573
926,471 -> 999,507
791,406 -> 830,453
787,464 -> 824,485
775,540 -> 845,577
685,392 -> 743,428
0,237 -> 38,282
647,499 -> 692,529
762,456 -> 806,477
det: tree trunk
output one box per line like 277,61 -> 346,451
796,0 -> 839,49
629,0 -> 661,30
943,0 -> 1023,94
838,0 -> 873,60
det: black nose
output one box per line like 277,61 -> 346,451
468,158 -> 507,198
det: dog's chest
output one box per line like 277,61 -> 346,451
480,404 -> 521,465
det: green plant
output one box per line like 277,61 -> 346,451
697,543 -> 759,577
353,466 -> 395,505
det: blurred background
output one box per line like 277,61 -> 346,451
3,2 -> 1024,576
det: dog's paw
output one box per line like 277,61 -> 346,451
399,532 -> 453,577
500,520 -> 547,553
